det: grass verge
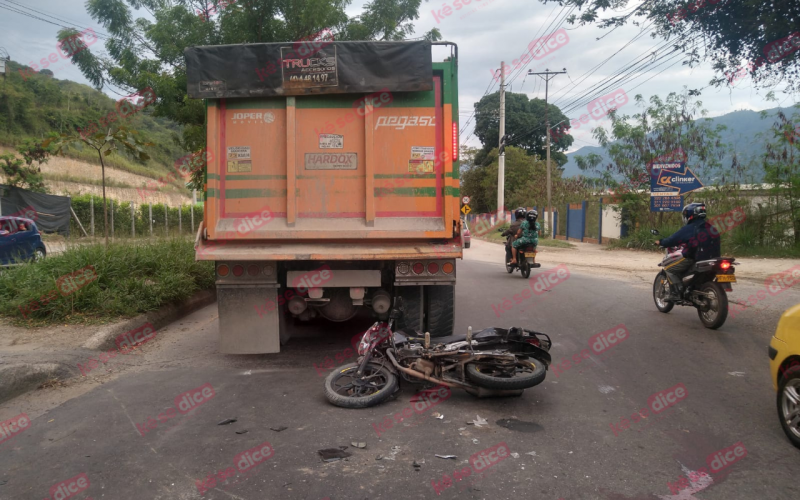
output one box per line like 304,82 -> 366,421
0,238 -> 214,325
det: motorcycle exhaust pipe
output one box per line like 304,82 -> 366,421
385,349 -> 463,389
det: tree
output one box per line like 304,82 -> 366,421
762,108 -> 800,245
575,90 -> 730,229
44,126 -> 153,247
0,140 -> 50,193
460,145 -> 590,216
473,91 -> 573,167
537,0 -> 800,91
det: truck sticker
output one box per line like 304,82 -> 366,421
408,159 -> 434,174
411,146 -> 435,160
227,146 -> 252,173
282,46 -> 338,88
305,153 -> 357,170
375,116 -> 435,130
319,134 -> 344,149
232,112 -> 275,124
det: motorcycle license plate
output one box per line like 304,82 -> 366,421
524,252 -> 536,257
716,274 -> 736,283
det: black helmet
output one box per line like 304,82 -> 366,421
682,203 -> 707,225
514,207 -> 527,220
526,209 -> 538,223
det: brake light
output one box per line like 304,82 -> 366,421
720,261 -> 731,270
217,264 -> 230,277
453,123 -> 458,161
233,264 -> 244,277
412,262 -> 425,274
428,262 -> 439,274
527,337 -> 540,347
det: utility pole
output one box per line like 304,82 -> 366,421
528,68 -> 566,238
497,62 -> 506,221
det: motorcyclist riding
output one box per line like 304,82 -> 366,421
502,207 -> 527,264
510,209 -> 540,266
655,203 -> 721,301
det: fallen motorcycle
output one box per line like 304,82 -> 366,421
324,298 -> 552,408
500,228 -> 541,278
651,229 -> 737,329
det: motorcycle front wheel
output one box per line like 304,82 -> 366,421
697,281 -> 728,329
324,362 -> 398,409
653,272 -> 674,313
466,358 -> 546,390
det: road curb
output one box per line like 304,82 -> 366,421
82,289 -> 217,351
0,363 -> 69,406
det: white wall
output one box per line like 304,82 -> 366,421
602,205 -> 622,239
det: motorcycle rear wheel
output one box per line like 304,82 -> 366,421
653,272 -> 674,313
697,281 -> 728,329
466,357 -> 546,390
324,362 -> 398,409
520,260 -> 531,279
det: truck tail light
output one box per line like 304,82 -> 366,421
232,264 -> 244,277
217,264 -> 230,277
452,123 -> 458,161
442,262 -> 454,274
412,263 -> 425,274
248,264 -> 260,276
428,262 -> 439,274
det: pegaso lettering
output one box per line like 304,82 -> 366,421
375,116 -> 435,130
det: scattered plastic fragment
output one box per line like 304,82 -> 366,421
435,455 -> 457,459
458,427 -> 466,431
413,460 -> 422,471
525,451 -> 537,457
318,448 -> 352,462
270,426 -> 288,432
235,430 -> 249,435
432,413 -> 444,420
351,442 -> 367,449
471,415 -> 488,427
472,439 -> 479,444
510,452 -> 519,458
217,418 -> 237,426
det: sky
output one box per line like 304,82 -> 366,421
1,0 -> 798,153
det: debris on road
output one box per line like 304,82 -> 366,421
470,415 -> 488,427
496,418 -> 542,433
217,418 -> 237,425
376,446 -> 401,461
351,441 -> 367,449
435,454 -> 457,459
413,460 -> 422,471
235,430 -> 249,435
318,447 -> 352,462
270,426 -> 288,432
432,412 -> 444,419
510,452 -> 520,458
525,451 -> 537,457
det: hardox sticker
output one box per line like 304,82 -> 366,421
305,153 -> 358,170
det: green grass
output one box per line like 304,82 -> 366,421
477,222 -> 575,248
0,238 -> 214,325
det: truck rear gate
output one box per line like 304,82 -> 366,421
187,41 -> 461,354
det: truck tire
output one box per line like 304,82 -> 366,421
395,285 -> 423,333
425,285 -> 455,338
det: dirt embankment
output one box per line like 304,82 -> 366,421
0,146 -> 192,206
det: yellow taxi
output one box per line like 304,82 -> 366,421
769,303 -> 800,449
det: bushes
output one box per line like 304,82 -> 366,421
0,238 -> 214,323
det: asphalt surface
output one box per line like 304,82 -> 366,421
1,240 -> 798,500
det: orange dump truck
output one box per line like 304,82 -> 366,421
185,40 -> 463,354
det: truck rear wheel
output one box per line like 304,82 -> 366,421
425,285 -> 455,338
394,285 -> 423,333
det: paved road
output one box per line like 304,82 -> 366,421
1,240 -> 798,500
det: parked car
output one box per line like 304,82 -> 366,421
463,219 -> 471,248
769,303 -> 800,449
0,217 -> 46,266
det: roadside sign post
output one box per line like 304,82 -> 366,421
650,162 -> 703,212
461,205 -> 471,216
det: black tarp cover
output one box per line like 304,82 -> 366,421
185,41 -> 433,99
0,185 -> 70,236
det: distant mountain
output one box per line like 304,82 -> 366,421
561,107 -> 792,181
